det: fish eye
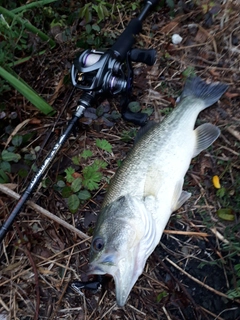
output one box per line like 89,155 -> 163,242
92,237 -> 104,252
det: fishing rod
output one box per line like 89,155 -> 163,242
0,0 -> 159,243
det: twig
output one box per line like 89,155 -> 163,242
164,230 -> 209,237
200,306 -> 225,320
0,296 -> 10,312
50,280 -> 69,320
165,257 -> 240,303
226,126 -> 240,141
0,184 -> 90,241
210,227 -> 230,245
162,306 -> 172,320
14,224 -> 40,320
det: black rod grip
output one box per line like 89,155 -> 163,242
111,18 -> 142,61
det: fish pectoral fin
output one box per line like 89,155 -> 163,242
193,123 -> 220,158
172,180 -> 191,212
173,191 -> 191,211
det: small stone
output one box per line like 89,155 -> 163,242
172,34 -> 183,45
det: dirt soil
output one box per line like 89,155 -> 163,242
1,1 -> 240,319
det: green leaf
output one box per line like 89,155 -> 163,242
71,177 -> 82,193
227,288 -> 240,299
166,0 -> 175,9
12,135 -> 23,147
79,3 -> 90,17
72,155 -> 80,165
182,66 -> 196,79
0,67 -> 54,115
96,138 -> 112,153
80,3 -> 92,23
216,187 -> 226,198
77,189 -> 91,200
1,150 -> 21,162
234,264 -> 240,277
93,159 -> 107,169
217,208 -> 234,221
96,104 -> 105,117
64,167 -> 75,183
117,159 -> 122,167
42,177 -> 51,188
67,194 -> 80,213
18,168 -> 28,178
92,24 -> 100,32
61,186 -> 73,198
57,180 -> 65,188
94,4 -> 104,21
0,169 -> 9,183
128,101 -> 141,113
24,153 -> 36,161
141,107 -> 153,116
100,4 -> 109,19
82,165 -> 102,191
156,291 -> 168,303
0,161 -> 11,172
81,149 -> 93,159
111,110 -> 121,120
86,24 -> 92,34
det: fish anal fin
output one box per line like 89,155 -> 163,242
193,123 -> 220,158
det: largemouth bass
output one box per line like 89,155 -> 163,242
88,77 -> 228,306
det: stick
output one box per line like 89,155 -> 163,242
165,257 -> 240,303
0,184 -> 90,241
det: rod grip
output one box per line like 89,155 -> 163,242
111,18 -> 142,61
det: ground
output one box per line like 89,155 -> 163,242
0,1 -> 240,319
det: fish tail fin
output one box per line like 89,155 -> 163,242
181,77 -> 228,108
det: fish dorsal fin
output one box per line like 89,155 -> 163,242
193,123 -> 220,158
135,121 -> 157,144
171,179 -> 191,212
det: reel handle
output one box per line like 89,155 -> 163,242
130,48 -> 157,66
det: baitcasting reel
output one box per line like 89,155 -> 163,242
71,46 -> 156,125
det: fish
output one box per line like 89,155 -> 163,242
88,77 -> 228,307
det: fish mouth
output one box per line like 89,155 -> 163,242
88,252 -> 143,307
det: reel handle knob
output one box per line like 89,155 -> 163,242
130,48 -> 156,66
122,110 -> 148,126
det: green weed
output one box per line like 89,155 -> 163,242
53,139 -> 112,213
0,133 -> 38,183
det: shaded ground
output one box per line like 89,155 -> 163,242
1,1 -> 240,319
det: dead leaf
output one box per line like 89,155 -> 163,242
2,183 -> 17,190
29,118 -> 42,125
5,119 -> 30,148
1,261 -> 23,273
200,157 -> 213,175
195,28 -> 208,43
225,91 -> 240,99
38,267 -> 55,275
161,21 -> 179,34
